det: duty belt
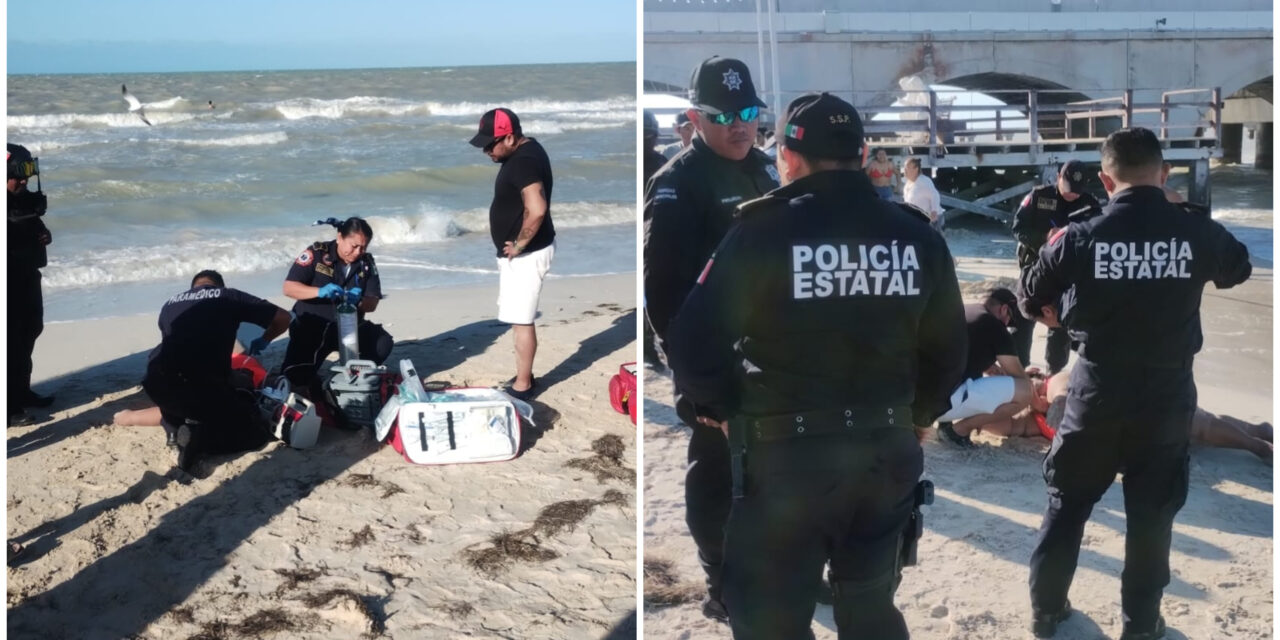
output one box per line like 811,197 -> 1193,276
745,405 -> 913,444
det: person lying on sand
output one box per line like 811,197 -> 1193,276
932,288 -> 1036,448
962,295 -> 1273,463
951,368 -> 1272,463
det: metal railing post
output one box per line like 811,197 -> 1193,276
1160,92 -> 1169,139
1212,87 -> 1223,141
928,90 -> 938,146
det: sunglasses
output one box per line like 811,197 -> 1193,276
483,136 -> 506,153
8,158 -> 38,180
701,106 -> 760,126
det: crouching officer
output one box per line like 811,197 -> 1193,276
666,93 -> 967,640
644,55 -> 779,620
280,217 -> 394,404
1010,160 -> 1100,374
1018,128 -> 1252,640
143,270 -> 291,477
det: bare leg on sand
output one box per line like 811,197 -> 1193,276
1192,410 -> 1273,464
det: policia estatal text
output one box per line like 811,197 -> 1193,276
667,92 -> 967,640
1018,128 -> 1251,640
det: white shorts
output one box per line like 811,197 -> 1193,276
937,376 -> 1016,423
496,242 -> 555,324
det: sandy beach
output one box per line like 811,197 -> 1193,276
642,257 -> 1273,640
7,273 -> 639,639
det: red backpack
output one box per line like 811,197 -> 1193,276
608,362 -> 638,425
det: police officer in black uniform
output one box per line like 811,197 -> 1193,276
666,93 -> 967,640
7,143 -> 56,426
1018,128 -> 1252,640
643,56 -> 779,620
143,270 -> 291,476
1010,160 -> 1100,374
280,217 -> 394,404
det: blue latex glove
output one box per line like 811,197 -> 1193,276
345,287 -> 363,305
247,337 -> 270,356
317,283 -> 344,300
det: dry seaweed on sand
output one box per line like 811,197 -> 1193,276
273,567 -> 325,595
565,434 -> 634,484
591,434 -> 627,461
379,482 -> 405,499
344,473 -> 380,489
300,588 -> 385,634
186,620 -> 231,640
168,606 -> 196,624
233,608 -> 301,635
463,530 -> 559,576
432,600 -> 476,619
530,499 -> 599,538
342,525 -> 375,549
643,557 -> 703,607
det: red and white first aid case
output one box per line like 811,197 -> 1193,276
375,384 -> 535,466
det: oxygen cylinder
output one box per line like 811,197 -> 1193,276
337,299 -> 360,363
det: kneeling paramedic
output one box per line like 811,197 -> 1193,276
142,270 -> 291,476
280,217 -> 393,405
667,93 -> 967,640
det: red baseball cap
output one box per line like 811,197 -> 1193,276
469,108 -> 522,148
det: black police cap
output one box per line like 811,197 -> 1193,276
778,93 -> 864,160
688,56 -> 767,114
1059,159 -> 1088,194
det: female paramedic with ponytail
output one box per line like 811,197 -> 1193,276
279,216 -> 393,405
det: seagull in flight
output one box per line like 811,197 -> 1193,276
121,84 -> 153,126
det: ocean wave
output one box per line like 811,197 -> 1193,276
366,201 -> 634,244
1213,207 -> 1272,228
424,96 -> 633,117
41,200 -> 634,289
8,111 -> 200,129
269,96 -> 434,120
171,132 -> 289,148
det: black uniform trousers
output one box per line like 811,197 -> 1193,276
281,314 -> 394,394
678,396 -> 734,601
1029,357 -> 1193,632
1011,314 -> 1071,374
722,426 -> 922,640
142,369 -> 272,455
8,267 -> 44,406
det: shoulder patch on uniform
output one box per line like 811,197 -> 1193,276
895,201 -> 932,224
1048,227 -> 1069,245
652,185 -> 679,203
1177,201 -> 1210,217
295,249 -> 313,266
1019,193 -> 1032,208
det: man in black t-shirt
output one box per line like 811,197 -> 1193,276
143,270 -> 291,476
934,288 -> 1034,447
471,108 -> 556,401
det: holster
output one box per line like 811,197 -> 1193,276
900,479 -> 934,568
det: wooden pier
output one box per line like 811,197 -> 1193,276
646,86 -> 1225,223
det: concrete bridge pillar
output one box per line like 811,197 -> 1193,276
1221,123 -> 1243,164
1254,123 -> 1272,170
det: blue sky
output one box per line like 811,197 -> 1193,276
8,0 -> 636,74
